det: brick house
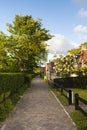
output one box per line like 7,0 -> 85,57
79,44 -> 87,67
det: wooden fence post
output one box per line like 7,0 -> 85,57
75,93 -> 79,110
68,90 -> 72,105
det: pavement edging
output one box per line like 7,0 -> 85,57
50,89 -> 77,127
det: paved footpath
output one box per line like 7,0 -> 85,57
1,77 -> 77,130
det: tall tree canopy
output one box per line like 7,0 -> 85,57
0,31 -> 10,71
5,14 -> 52,72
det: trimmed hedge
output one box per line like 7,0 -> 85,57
24,73 -> 33,84
0,73 -> 25,95
74,76 -> 87,89
0,73 -> 34,102
0,73 -> 33,121
54,76 -> 87,89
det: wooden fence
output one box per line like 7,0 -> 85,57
48,79 -> 87,117
48,79 -> 73,105
75,93 -> 87,116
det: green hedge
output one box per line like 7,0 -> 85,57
24,73 -> 33,84
74,76 -> 87,89
0,73 -> 25,94
0,73 -> 33,121
0,73 -> 34,102
54,76 -> 87,89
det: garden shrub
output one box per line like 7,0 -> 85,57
0,73 -> 33,121
54,76 -> 87,89
0,73 -> 25,94
24,73 -> 32,84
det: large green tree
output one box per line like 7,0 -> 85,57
6,15 -> 52,73
0,31 -> 19,72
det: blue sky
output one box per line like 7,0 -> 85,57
0,0 -> 87,60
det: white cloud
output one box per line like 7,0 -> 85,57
46,34 -> 78,55
74,25 -> 87,33
73,25 -> 87,41
74,33 -> 87,41
78,8 -> 87,18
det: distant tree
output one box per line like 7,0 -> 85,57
81,41 -> 87,47
68,41 -> 87,55
62,55 -> 75,77
54,54 -> 75,77
74,66 -> 87,76
68,47 -> 81,55
54,55 -> 64,77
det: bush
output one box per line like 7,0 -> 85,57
0,73 -> 33,121
0,73 -> 25,94
54,76 -> 87,89
0,99 -> 13,121
75,76 -> 87,89
24,74 -> 33,84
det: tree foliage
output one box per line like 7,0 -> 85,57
68,41 -> 87,55
0,32 -> 10,71
68,47 -> 81,55
54,54 -> 75,77
0,15 -> 52,72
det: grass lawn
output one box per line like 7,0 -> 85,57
50,86 -> 87,130
71,88 -> 87,100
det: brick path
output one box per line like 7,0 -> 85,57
1,77 -> 77,130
